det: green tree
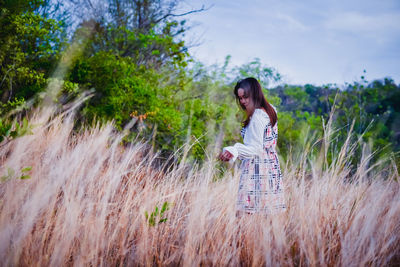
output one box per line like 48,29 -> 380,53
69,51 -> 183,152
0,0 -> 65,109
64,0 -> 207,69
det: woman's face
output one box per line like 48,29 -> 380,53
237,88 -> 254,113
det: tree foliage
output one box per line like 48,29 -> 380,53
0,0 -> 65,107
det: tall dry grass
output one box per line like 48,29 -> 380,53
0,104 -> 399,266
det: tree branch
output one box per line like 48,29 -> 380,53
154,4 -> 212,24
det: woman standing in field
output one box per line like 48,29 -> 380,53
219,77 -> 286,215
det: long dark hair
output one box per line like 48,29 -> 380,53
234,77 -> 277,127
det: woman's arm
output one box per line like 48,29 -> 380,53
223,109 -> 269,162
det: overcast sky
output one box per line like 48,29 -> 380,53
179,0 -> 400,86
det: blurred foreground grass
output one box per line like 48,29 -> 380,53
0,104 -> 399,266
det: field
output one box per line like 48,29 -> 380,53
0,106 -> 399,266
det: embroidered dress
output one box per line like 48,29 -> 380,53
223,107 -> 286,214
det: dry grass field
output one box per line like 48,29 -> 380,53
0,106 -> 399,266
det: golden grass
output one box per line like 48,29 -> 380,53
0,106 -> 399,266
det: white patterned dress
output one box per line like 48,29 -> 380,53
224,107 -> 286,214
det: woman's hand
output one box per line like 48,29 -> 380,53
219,150 -> 233,161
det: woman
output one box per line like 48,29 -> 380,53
219,77 -> 286,215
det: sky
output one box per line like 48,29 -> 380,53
179,0 -> 400,86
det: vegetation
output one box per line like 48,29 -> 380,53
1,0 -> 399,167
0,0 -> 399,264
0,107 -> 399,265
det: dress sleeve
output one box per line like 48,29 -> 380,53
223,110 -> 269,162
